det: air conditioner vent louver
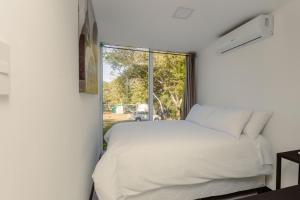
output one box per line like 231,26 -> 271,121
220,36 -> 262,54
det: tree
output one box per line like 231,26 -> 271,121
103,48 -> 186,119
153,53 -> 185,119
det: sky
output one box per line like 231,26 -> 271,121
103,61 -> 115,82
103,47 -> 121,83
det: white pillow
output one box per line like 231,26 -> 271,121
243,111 -> 273,139
186,104 -> 216,124
199,107 -> 253,138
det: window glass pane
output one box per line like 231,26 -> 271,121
153,53 -> 186,120
103,47 -> 149,140
102,46 -> 186,149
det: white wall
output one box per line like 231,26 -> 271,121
196,0 -> 300,190
0,0 -> 101,200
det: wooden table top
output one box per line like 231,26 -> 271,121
278,149 -> 300,163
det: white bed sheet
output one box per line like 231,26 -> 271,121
93,120 -> 273,200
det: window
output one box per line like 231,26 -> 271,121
102,45 -> 186,147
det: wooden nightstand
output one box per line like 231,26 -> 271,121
276,149 -> 300,189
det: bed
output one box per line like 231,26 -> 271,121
93,105 -> 273,200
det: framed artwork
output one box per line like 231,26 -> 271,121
79,0 -> 98,94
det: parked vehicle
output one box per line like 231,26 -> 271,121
130,111 -> 161,121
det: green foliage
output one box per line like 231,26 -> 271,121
153,53 -> 185,119
103,48 -> 186,119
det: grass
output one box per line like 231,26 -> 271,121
103,119 -> 116,135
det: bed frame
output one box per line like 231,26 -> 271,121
199,187 -> 271,200
89,153 -> 271,200
89,185 -> 271,200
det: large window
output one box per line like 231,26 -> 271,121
102,45 -> 186,141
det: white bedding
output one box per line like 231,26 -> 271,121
93,120 -> 273,200
127,176 -> 266,200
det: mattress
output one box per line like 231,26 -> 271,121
127,176 -> 267,200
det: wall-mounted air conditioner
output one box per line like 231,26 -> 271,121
217,15 -> 274,54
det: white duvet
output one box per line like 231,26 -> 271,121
93,120 -> 273,200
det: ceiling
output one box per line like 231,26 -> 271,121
92,0 -> 292,52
